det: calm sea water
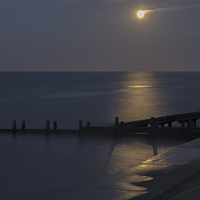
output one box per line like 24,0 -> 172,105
0,71 -> 199,199
1,71 -> 200,129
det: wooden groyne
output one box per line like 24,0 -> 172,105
0,120 -> 79,134
120,111 -> 200,128
79,111 -> 200,136
1,111 -> 200,134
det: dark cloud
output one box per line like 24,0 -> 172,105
143,3 -> 200,15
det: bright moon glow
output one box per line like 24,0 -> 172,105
137,10 -> 144,18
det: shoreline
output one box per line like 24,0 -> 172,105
53,137 -> 200,200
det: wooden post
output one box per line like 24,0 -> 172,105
115,117 -> 119,127
46,120 -> 50,131
79,120 -> 82,130
21,121 -> 25,130
168,122 -> 172,127
12,120 -> 16,132
160,123 -> 164,127
87,122 -> 90,128
150,117 -> 155,128
181,122 -> 185,128
53,121 -> 57,130
120,121 -> 124,128
119,121 -> 124,134
192,119 -> 197,128
187,118 -> 192,128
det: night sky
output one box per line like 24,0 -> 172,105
1,0 -> 200,71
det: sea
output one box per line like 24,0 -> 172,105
0,71 -> 200,200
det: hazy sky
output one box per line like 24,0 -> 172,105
1,0 -> 200,71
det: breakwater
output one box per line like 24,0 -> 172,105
1,111 -> 200,135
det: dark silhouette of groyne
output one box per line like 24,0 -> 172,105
1,111 -> 200,135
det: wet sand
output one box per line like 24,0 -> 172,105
53,137 -> 200,200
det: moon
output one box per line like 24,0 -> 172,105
137,10 -> 145,18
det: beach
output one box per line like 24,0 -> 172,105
53,137 -> 200,200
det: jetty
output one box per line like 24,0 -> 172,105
80,111 -> 200,129
1,111 -> 200,134
79,111 -> 200,135
116,111 -> 200,128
